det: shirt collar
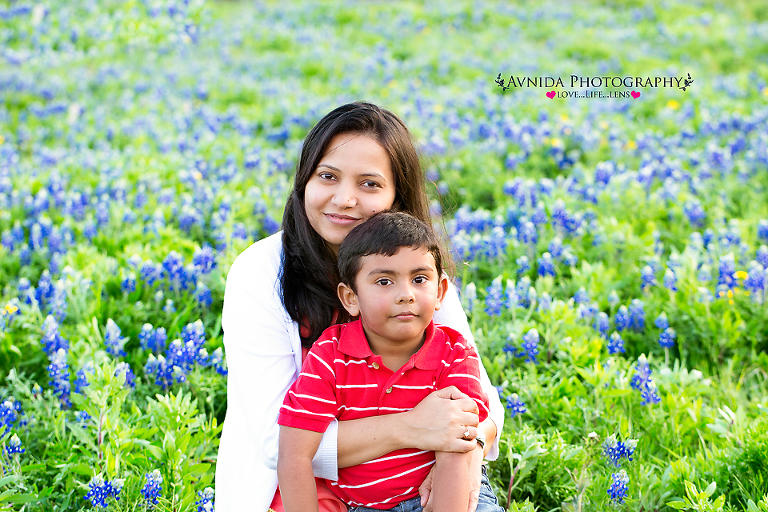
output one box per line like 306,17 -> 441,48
337,318 -> 442,371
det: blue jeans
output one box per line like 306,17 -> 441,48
347,465 -> 503,512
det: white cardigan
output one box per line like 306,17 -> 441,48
214,232 -> 504,512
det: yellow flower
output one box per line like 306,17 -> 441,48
600,121 -> 609,130
718,290 -> 726,297
626,140 -> 637,149
727,289 -> 734,299
432,103 -> 442,113
4,304 -> 18,314
192,171 -> 203,181
0,135 -> 5,145
763,88 -> 768,97
666,100 -> 680,110
560,114 -> 570,122
735,270 -> 748,280
550,138 -> 563,148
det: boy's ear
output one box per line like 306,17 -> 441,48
435,274 -> 449,311
337,282 -> 360,317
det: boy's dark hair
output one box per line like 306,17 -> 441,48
338,211 -> 443,293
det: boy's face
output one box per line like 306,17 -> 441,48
337,247 -> 448,352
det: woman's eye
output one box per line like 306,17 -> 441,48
362,180 -> 381,188
318,171 -> 335,180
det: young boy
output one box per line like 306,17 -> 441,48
277,211 -> 492,512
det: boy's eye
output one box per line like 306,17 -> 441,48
376,278 -> 392,286
413,276 -> 428,284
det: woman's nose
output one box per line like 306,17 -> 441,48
331,184 -> 357,208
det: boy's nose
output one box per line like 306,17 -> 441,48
397,286 -> 416,303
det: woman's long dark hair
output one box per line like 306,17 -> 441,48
280,102 -> 431,347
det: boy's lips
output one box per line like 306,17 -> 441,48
393,311 -> 418,319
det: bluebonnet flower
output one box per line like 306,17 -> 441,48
41,315 -> 68,355
83,475 -> 123,508
210,348 -> 228,376
5,433 -> 24,456
506,394 -> 527,417
641,265 -> 656,290
538,292 -> 552,312
663,268 -> 677,291
516,255 -> 530,275
758,220 -> 768,242
141,260 -> 160,286
0,400 -> 19,434
608,290 -> 620,308
145,355 -> 179,388
607,332 -> 625,354
697,265 -> 712,283
517,221 -> 538,246
115,362 -> 136,388
654,312 -> 669,330
718,254 -> 736,289
743,262 -> 766,302
630,355 -> 660,406
548,237 -> 563,259
756,246 -> 768,269
192,246 -> 216,274
484,277 -> 504,316
614,305 -> 630,331
521,329 -> 539,363
121,273 -> 136,294
603,435 -> 637,467
461,283 -> 477,315
74,362 -> 95,394
75,410 -> 92,423
48,348 -> 71,408
684,199 -> 706,227
514,276 -> 533,309
628,299 -> 645,331
140,324 -> 168,353
104,319 -> 128,358
196,283 -> 213,307
574,287 -> 590,305
537,252 -> 556,277
658,328 -> 676,349
593,312 -> 610,337
607,470 -> 630,504
141,470 -> 163,507
195,487 -> 215,512
164,300 -> 176,314
47,283 -> 68,322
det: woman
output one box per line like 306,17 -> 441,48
215,102 -> 504,511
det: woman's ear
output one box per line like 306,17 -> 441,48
337,282 -> 360,317
435,274 -> 449,311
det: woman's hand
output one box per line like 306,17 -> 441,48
419,446 -> 484,512
404,386 -> 480,453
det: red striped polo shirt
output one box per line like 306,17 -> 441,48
278,319 -> 489,509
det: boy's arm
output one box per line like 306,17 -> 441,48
277,426 -> 324,512
430,448 -> 478,512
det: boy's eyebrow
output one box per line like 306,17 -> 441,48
367,266 -> 436,277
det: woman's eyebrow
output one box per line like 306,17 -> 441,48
316,163 -> 387,180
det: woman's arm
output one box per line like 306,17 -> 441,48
337,386 -> 480,468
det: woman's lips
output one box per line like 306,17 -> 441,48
324,213 -> 360,225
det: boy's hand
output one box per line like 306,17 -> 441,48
419,445 -> 484,512
277,426 -> 323,512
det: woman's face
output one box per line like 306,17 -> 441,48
304,133 -> 396,253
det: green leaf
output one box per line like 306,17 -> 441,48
0,476 -> 19,488
705,481 -> 717,497
1,493 -> 39,504
185,463 -> 210,477
667,501 -> 688,510
69,463 -> 94,477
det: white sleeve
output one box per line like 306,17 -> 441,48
433,278 -> 504,461
214,244 -> 337,512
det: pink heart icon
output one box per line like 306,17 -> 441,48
546,91 -> 556,99
631,91 -> 641,99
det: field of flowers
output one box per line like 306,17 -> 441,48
1,0 -> 768,510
